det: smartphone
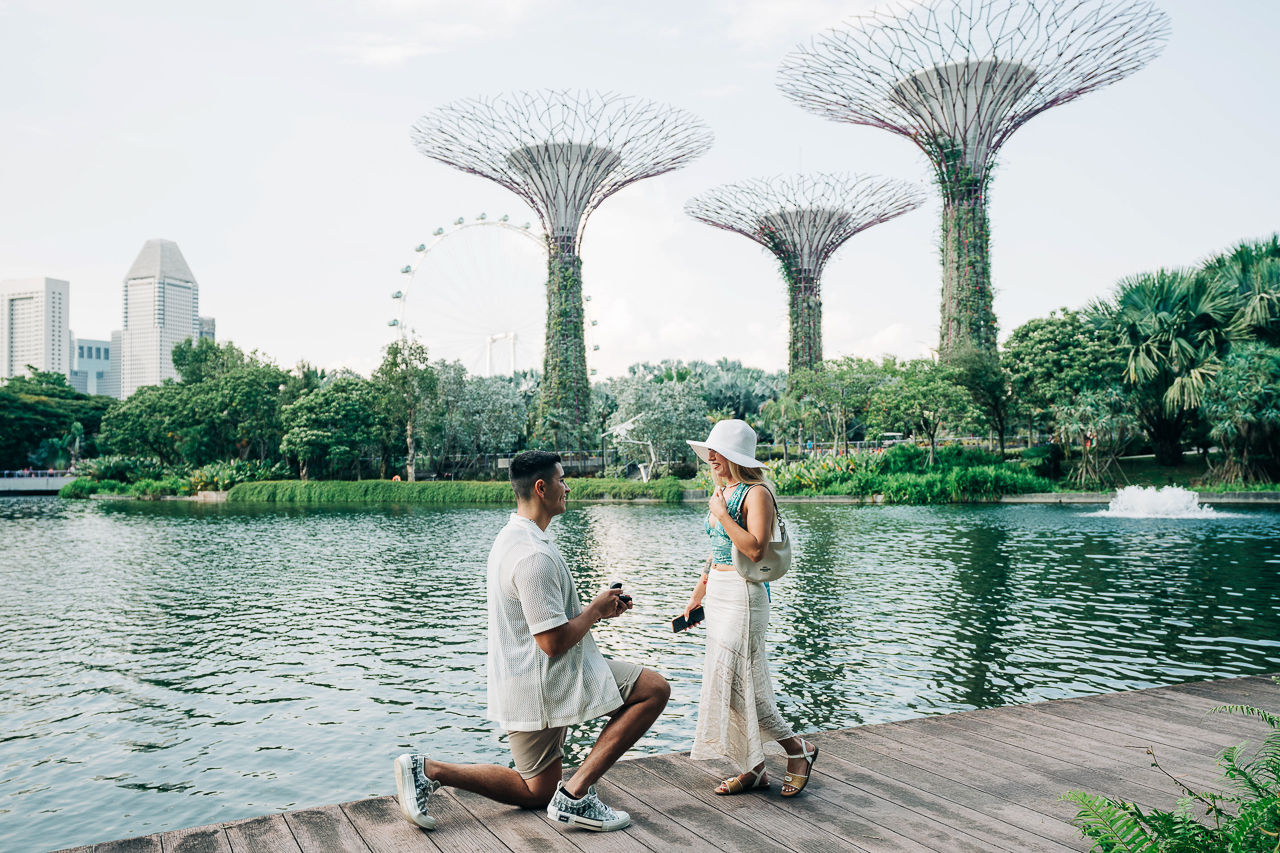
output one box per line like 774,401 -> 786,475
672,606 -> 705,633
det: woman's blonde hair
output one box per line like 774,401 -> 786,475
710,456 -> 776,498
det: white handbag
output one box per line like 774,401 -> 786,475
732,485 -> 792,583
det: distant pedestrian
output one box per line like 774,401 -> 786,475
394,450 -> 669,833
681,419 -> 819,798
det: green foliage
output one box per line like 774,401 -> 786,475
0,370 -> 114,469
280,376 -> 386,480
190,459 -> 294,492
950,346 -> 1016,456
78,455 -> 186,484
1201,344 -> 1280,484
769,449 -> 1050,502
866,358 -> 970,464
541,251 -> 590,435
1088,267 -> 1237,465
58,477 -> 97,499
128,476 -> 191,498
605,374 -> 709,475
1005,308 -> 1126,417
373,339 -> 436,481
1053,387 -> 1141,489
226,477 -> 685,504
428,361 -> 526,474
1064,688 -> 1280,852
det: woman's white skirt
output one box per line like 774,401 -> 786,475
690,569 -> 795,772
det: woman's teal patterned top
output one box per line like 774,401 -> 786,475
705,483 -> 750,564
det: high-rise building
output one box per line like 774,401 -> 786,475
101,330 -> 122,399
0,277 -> 71,379
71,336 -> 113,396
119,239 -> 199,399
199,316 -> 216,342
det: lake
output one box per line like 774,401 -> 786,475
2,496 -> 1278,852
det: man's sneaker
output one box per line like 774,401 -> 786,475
393,753 -> 440,830
546,781 -> 630,832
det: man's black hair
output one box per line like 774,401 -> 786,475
509,451 -> 562,501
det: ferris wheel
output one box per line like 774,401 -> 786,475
387,215 -> 602,377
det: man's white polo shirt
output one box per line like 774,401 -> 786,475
486,513 -> 622,731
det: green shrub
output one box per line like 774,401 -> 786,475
58,477 -> 97,499
79,455 -> 189,484
227,477 -> 692,504
128,476 -> 190,498
1064,684 -> 1280,851
948,466 -> 1055,501
190,459 -> 294,492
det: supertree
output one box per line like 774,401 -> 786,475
778,0 -> 1170,357
686,174 -> 925,377
411,90 -> 713,432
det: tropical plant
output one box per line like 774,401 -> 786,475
373,339 -> 437,481
1052,387 -> 1139,489
1063,684 -> 1280,852
1201,344 -> 1280,484
280,376 -> 386,480
951,346 -> 1016,457
1087,268 -> 1238,465
867,358 -> 969,465
607,374 -> 709,475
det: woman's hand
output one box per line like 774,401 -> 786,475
708,486 -> 729,522
683,594 -> 704,628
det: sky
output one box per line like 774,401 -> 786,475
1,0 -> 1277,380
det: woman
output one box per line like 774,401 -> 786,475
683,419 -> 818,796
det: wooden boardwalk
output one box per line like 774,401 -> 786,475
57,674 -> 1278,853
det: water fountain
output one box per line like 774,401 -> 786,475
1092,485 -> 1222,518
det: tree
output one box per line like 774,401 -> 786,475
608,374 -> 709,474
1200,343 -> 1280,484
759,391 -> 804,462
1088,268 -> 1237,465
868,359 -> 969,465
373,339 -> 437,481
1004,309 -> 1125,429
280,377 -> 385,480
951,347 -> 1016,457
1052,387 -> 1139,489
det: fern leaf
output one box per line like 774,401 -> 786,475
1064,792 -> 1159,853
1210,704 -> 1280,730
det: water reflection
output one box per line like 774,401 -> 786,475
1,497 -> 1278,853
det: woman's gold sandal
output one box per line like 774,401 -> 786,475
715,765 -> 769,795
781,740 -> 818,797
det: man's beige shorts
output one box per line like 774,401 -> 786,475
507,658 -> 644,780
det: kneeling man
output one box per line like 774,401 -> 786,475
395,451 -> 670,832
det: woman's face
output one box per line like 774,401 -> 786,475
707,449 -> 729,479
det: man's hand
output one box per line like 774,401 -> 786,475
589,586 -> 632,621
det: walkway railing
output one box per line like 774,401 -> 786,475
1,469 -> 73,479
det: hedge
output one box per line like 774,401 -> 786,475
226,478 -> 691,504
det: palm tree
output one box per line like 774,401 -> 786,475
760,392 -> 803,463
1087,268 -> 1237,465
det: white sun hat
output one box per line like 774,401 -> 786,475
686,419 -> 769,470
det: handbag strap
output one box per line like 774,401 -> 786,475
741,483 -> 786,540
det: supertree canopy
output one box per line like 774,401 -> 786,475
412,90 -> 713,432
778,0 -> 1170,357
686,174 -> 924,377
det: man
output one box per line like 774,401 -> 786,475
394,450 -> 670,832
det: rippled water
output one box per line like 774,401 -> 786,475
2,497 -> 1279,852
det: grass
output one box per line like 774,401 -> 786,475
227,478 -> 695,504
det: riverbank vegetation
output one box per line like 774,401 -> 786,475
227,477 -> 689,504
14,233 -> 1280,503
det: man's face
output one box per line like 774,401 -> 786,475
540,463 -> 569,516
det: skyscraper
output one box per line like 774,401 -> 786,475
119,239 -> 199,398
0,277 -> 71,379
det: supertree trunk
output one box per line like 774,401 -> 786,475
542,249 -> 590,429
787,269 -> 823,376
939,183 -> 996,357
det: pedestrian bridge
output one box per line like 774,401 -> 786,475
0,471 -> 74,494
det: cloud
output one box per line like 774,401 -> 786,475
334,0 -> 550,65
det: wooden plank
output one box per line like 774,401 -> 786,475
449,788 -> 585,853
163,823 -> 233,853
589,773 -> 747,853
46,847 -> 92,853
837,719 -> 1156,813
283,804 -> 370,853
1033,697 -> 1250,750
636,753 -> 871,853
728,744 -> 1084,853
936,708 -> 1226,794
1165,675 -> 1280,705
339,796 -> 446,853
809,730 -> 1085,847
602,755 -> 898,853
1098,688 -> 1277,738
223,813 -> 302,853
96,835 -> 163,853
